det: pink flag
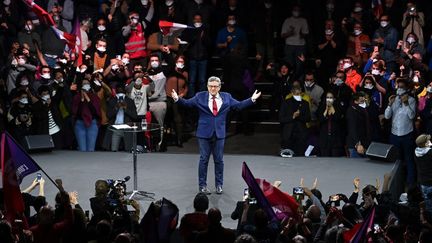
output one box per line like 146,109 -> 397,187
71,18 -> 83,67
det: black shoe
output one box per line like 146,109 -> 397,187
199,187 -> 211,195
216,186 -> 223,194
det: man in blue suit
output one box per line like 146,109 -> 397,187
172,76 -> 261,194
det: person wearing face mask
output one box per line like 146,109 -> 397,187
127,73 -> 152,122
266,62 -> 292,117
104,58 -> 130,89
358,75 -> 383,109
7,90 -> 34,146
317,91 -> 344,156
32,86 -> 63,148
280,5 -> 309,77
215,14 -> 247,57
181,13 -> 211,97
147,54 -> 168,151
33,66 -> 54,92
279,84 -> 311,157
184,0 -> 212,25
303,72 -> 324,122
346,22 -> 370,67
165,55 -> 188,147
6,50 -> 37,94
72,80 -> 101,152
123,12 -> 150,68
346,92 -> 371,158
373,14 -> 398,73
402,2 -> 424,47
17,20 -> 41,55
40,6 -> 67,67
107,85 -> 138,152
342,57 -> 362,92
414,134 -> 432,217
329,71 -> 352,113
9,73 -> 37,104
399,33 -> 426,60
90,38 -> 112,71
385,78 -> 416,186
316,19 -> 342,85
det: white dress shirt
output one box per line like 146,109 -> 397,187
208,93 -> 222,113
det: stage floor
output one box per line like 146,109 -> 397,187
17,151 -> 394,229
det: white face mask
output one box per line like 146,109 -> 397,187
305,81 -> 314,88
97,25 -> 106,31
82,84 -> 91,91
325,29 -> 334,35
165,0 -> 174,6
407,37 -> 415,44
41,94 -> 50,101
359,102 -> 367,108
194,22 -> 203,28
292,11 -> 300,17
97,46 -> 106,53
194,0 -> 203,4
59,58 -> 67,64
396,88 -> 406,95
427,86 -> 432,93
19,98 -> 29,104
11,58 -> 18,66
80,67 -> 87,73
371,69 -> 380,75
18,58 -> 26,65
364,84 -> 373,89
413,76 -> 419,83
293,95 -> 302,101
151,61 -> 159,68
326,98 -> 334,104
176,62 -> 184,69
131,18 -> 139,24
20,79 -> 29,86
117,93 -> 125,100
55,78 -> 63,83
141,0 -> 148,5
343,63 -> 352,70
122,58 -> 129,65
41,73 -> 51,79
135,78 -> 143,86
94,80 -> 102,86
354,29 -> 362,36
335,78 -> 344,86
25,24 -> 33,31
380,21 -> 389,28
353,6 -> 362,12
228,20 -> 236,26
229,6 -> 236,11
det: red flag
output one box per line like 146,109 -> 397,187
256,178 -> 300,221
23,0 -> 56,26
343,207 -> 376,243
158,20 -> 192,36
1,133 -> 39,228
50,26 -> 76,49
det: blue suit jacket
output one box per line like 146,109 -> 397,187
177,91 -> 254,138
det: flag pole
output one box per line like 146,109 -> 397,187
2,132 -> 62,191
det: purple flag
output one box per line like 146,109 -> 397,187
242,162 -> 277,221
2,132 -> 40,184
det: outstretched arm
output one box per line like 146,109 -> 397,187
172,89 -> 197,108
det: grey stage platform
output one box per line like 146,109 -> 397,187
17,151 -> 394,229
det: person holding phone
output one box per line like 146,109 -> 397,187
172,76 -> 261,194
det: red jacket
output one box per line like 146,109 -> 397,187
125,23 -> 148,59
345,69 -> 362,92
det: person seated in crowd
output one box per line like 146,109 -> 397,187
179,192 -> 209,243
107,84 -> 138,152
71,79 -> 101,152
279,84 -> 311,157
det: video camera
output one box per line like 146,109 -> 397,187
106,176 -> 130,209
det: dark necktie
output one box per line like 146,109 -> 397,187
212,96 -> 218,116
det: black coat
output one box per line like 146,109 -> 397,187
317,103 -> 344,150
106,96 -> 138,124
345,104 -> 371,148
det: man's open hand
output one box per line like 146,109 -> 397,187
251,90 -> 261,102
171,89 -> 179,101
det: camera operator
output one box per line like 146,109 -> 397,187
402,2 -> 425,46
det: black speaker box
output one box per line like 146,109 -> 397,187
24,135 -> 54,152
366,142 -> 399,162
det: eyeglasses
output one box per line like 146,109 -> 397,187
208,85 -> 220,89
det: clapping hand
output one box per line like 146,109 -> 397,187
171,89 -> 179,101
251,90 -> 261,102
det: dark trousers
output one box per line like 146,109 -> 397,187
389,132 -> 416,186
197,134 -> 225,188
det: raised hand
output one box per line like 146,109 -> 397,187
251,90 -> 261,101
353,177 -> 360,193
171,89 -> 179,101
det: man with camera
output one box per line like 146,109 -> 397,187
107,85 -> 138,152
402,2 -> 425,46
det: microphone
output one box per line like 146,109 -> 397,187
124,176 -> 131,182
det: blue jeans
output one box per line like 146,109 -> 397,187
188,60 -> 207,97
389,132 -> 416,186
74,119 -> 99,152
421,185 -> 432,218
197,135 -> 224,188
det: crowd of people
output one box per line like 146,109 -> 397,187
2,172 -> 432,243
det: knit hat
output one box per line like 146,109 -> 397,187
416,134 -> 431,148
